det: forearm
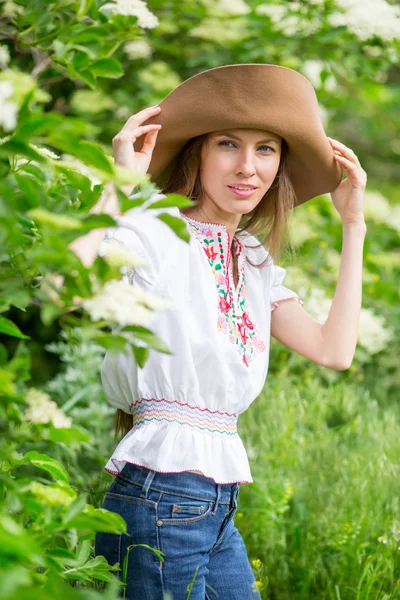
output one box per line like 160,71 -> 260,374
68,182 -> 121,268
321,220 -> 367,369
40,182 -> 121,298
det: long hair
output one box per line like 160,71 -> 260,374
113,132 -> 297,439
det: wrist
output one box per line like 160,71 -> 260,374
342,219 -> 367,234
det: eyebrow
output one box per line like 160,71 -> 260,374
213,131 -> 280,144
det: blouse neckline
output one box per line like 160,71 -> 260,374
179,210 -> 247,294
179,211 -> 242,241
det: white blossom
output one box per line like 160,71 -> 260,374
302,60 -> 337,91
294,285 -> 393,355
30,144 -> 60,160
100,0 -> 159,29
389,206 -> 400,234
124,39 -> 152,59
0,80 -> 18,131
82,278 -> 174,328
0,44 -> 10,64
23,388 -> 72,428
391,524 -> 400,542
99,238 -> 149,269
358,308 -> 393,355
59,154 -> 102,186
255,3 -> 321,36
2,1 -> 25,18
378,535 -> 388,544
329,0 -> 400,41
204,0 -> 251,16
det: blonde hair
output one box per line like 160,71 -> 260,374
112,132 -> 297,439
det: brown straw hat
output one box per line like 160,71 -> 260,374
136,63 -> 342,207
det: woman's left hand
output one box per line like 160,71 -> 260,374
328,137 -> 367,226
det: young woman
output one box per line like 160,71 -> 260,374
87,64 -> 367,599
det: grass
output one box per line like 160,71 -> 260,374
238,376 -> 400,599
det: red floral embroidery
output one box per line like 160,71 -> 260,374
205,245 -> 218,261
183,217 -> 267,367
242,311 -> 254,330
219,297 -> 231,312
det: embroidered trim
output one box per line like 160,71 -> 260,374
181,215 -> 266,367
271,296 -> 304,312
104,460 -> 252,485
129,397 -> 238,436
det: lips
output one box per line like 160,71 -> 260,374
228,185 -> 258,190
227,185 -> 258,198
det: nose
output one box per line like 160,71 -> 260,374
235,148 -> 256,177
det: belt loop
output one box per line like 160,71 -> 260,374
140,469 -> 156,498
212,484 -> 221,515
232,483 -> 240,508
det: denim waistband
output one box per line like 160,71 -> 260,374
118,462 -> 240,507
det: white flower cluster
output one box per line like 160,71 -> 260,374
124,39 -> 152,59
0,44 -> 10,65
291,284 -> 393,355
378,524 -> 400,550
23,388 -> 72,428
191,17 -> 249,44
255,2 -> 321,37
59,154 -> 102,186
83,278 -> 174,328
100,0 -> 159,29
0,80 -> 18,131
201,0 -> 250,16
329,0 -> 400,41
2,1 -> 25,18
301,60 -> 337,91
99,238 -> 149,269
363,190 -> 400,234
358,308 -> 393,355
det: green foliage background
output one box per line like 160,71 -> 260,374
0,0 -> 399,598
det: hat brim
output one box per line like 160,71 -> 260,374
136,63 -> 342,207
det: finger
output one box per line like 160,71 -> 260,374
140,129 -> 160,155
115,124 -> 161,142
329,139 -> 360,165
127,106 -> 161,126
333,153 -> 361,174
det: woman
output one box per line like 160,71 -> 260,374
87,64 -> 367,599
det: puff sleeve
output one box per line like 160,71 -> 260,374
270,263 -> 304,312
98,191 -> 168,286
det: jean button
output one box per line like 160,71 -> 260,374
156,520 -> 163,526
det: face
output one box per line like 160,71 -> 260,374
199,128 -> 282,218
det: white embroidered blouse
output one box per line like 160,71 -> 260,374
98,193 -> 303,484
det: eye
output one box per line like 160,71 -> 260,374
218,140 -> 276,153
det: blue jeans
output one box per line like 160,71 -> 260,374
95,463 -> 261,599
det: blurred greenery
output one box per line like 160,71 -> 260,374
0,0 -> 399,598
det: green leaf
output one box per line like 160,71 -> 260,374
0,316 -> 30,339
80,213 -> 118,231
62,494 -> 88,525
24,451 -> 70,484
157,213 -> 190,242
132,345 -> 150,368
66,505 -> 127,534
48,131 -> 113,174
27,208 -> 84,231
72,51 -> 91,71
123,328 -> 172,354
48,426 -> 90,444
90,58 -> 124,79
149,193 -> 193,209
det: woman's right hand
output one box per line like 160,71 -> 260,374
112,105 -> 162,174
